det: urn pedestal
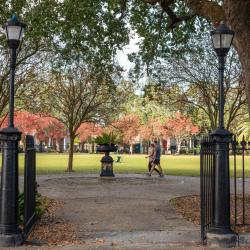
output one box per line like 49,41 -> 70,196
98,145 -> 117,177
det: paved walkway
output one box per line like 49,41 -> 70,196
5,174 -> 250,250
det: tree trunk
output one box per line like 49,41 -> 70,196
224,0 -> 250,112
57,138 -> 64,153
146,141 -> 149,154
67,135 -> 75,172
39,141 -> 43,152
80,142 -> 85,152
176,138 -> 182,154
177,142 -> 181,154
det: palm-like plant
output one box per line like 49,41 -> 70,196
238,118 -> 250,140
95,132 -> 119,145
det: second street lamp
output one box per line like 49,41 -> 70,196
0,15 -> 25,247
208,22 -> 236,246
211,22 -> 234,130
3,15 -> 25,128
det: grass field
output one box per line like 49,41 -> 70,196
16,153 -> 250,177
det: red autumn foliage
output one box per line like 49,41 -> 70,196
0,111 -> 65,142
35,116 -> 65,141
77,122 -> 103,142
139,124 -> 153,141
162,112 -> 199,152
139,118 -> 165,141
110,114 -> 141,144
0,110 -> 39,136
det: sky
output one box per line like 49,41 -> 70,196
117,33 -> 140,76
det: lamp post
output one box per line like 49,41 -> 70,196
211,22 -> 234,131
0,15 -> 25,247
207,22 -> 236,246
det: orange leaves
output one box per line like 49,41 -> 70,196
108,112 -> 199,143
139,118 -> 165,140
1,110 -> 39,135
77,122 -> 103,142
138,113 -> 199,142
35,116 -> 65,140
162,112 -> 200,139
110,114 -> 141,144
0,111 -> 65,140
139,124 -> 153,140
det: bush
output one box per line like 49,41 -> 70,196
18,192 -> 49,225
188,149 -> 194,154
179,148 -> 187,154
194,146 -> 201,154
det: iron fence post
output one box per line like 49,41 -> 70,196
23,135 -> 36,238
206,130 -> 237,247
0,128 -> 23,246
210,130 -> 232,233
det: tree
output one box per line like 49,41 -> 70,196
111,114 -> 141,153
47,67 -> 120,172
0,1 -> 60,116
162,112 -> 199,153
77,122 -> 103,143
237,117 -> 250,140
139,118 -> 168,153
0,1 -> 130,119
141,37 -> 247,132
139,118 -> 165,140
0,110 -> 38,141
129,0 -> 250,111
35,116 -> 65,148
0,111 -> 65,150
172,51 -> 245,130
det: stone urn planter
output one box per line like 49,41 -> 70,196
97,144 -> 117,177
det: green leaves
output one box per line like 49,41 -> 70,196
95,132 -> 119,145
18,192 -> 46,225
54,0 -> 129,69
128,0 -> 211,79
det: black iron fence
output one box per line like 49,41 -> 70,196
0,134 -> 37,240
231,136 -> 250,227
200,137 -> 215,242
201,135 -> 250,243
23,135 -> 37,239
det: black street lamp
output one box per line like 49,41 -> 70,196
4,15 -> 26,128
0,15 -> 25,247
208,22 -> 236,245
211,22 -> 234,130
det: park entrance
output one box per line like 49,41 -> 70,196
200,135 -> 250,244
0,132 -> 250,248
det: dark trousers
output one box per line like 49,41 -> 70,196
148,161 -> 160,174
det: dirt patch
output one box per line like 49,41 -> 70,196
27,199 -> 84,246
171,195 -> 250,233
171,195 -> 200,225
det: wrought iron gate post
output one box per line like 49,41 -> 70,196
210,130 -> 232,232
0,128 -> 23,246
207,129 -> 237,247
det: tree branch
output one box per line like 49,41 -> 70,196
144,0 -> 225,27
184,0 -> 224,26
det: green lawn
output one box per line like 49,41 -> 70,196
17,153 -> 250,177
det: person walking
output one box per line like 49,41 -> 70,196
145,143 -> 160,174
148,140 -> 164,177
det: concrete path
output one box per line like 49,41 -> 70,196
4,174 -> 250,250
